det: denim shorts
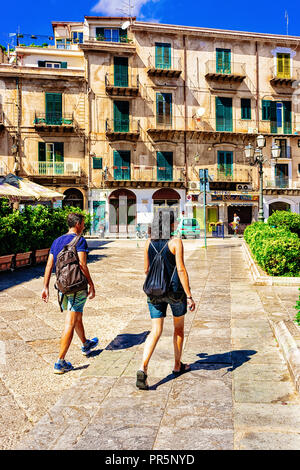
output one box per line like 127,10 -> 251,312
147,295 -> 187,319
59,289 -> 88,313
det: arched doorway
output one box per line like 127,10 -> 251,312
109,188 -> 136,234
152,188 -> 181,220
62,188 -> 84,209
269,201 -> 291,216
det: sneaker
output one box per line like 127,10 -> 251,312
54,360 -> 74,374
81,337 -> 99,356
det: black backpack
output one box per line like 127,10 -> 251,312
143,241 -> 176,297
55,235 -> 88,311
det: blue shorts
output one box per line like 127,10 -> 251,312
147,296 -> 187,319
59,289 -> 88,313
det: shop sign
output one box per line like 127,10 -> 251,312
211,194 -> 259,202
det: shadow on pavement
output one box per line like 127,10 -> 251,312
149,349 -> 257,390
106,331 -> 150,350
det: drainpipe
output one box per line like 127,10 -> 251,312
255,41 -> 259,132
183,35 -> 188,189
14,77 -> 21,175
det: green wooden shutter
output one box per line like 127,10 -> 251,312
114,57 -> 128,87
216,97 -> 232,131
155,43 -> 171,69
262,100 -> 271,121
38,61 -> 45,68
270,101 -> 277,134
45,93 -> 62,125
217,151 -> 233,177
216,48 -> 231,74
113,150 -> 130,180
157,151 -> 173,181
60,62 -> 67,69
113,101 -> 129,132
283,101 -> 291,134
241,99 -> 251,120
93,157 -> 103,169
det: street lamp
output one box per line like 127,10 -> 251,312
244,135 -> 281,223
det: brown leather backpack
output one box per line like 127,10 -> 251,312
55,235 -> 88,311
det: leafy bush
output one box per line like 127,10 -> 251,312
0,198 -> 12,217
267,210 -> 300,236
0,204 -> 92,256
244,222 -> 300,277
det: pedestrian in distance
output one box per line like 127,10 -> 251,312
42,212 -> 98,374
136,211 -> 195,390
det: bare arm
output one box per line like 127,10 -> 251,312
41,253 -> 54,302
144,239 -> 150,274
78,251 -> 95,299
174,239 -> 195,311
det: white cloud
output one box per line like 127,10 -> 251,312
91,0 -> 151,17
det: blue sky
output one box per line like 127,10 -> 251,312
0,0 -> 299,48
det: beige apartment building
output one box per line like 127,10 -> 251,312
0,16 -> 300,236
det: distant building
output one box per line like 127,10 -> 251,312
0,17 -> 300,235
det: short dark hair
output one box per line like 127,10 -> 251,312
67,212 -> 84,228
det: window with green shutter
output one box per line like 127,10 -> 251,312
113,101 -> 129,132
215,97 -> 232,132
156,93 -> 172,126
113,150 -> 130,180
262,100 -> 292,134
155,43 -> 171,69
45,93 -> 62,125
93,157 -> 103,169
262,100 -> 271,121
241,98 -> 251,120
114,57 -> 128,87
157,151 -> 173,181
38,142 -> 63,174
216,48 -> 231,74
217,151 -> 233,178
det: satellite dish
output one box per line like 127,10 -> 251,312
195,107 -> 205,118
121,21 -> 131,30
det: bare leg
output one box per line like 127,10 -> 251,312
173,315 -> 186,372
58,311 -> 80,359
74,312 -> 87,344
140,318 -> 164,373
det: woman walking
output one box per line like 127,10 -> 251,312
136,212 -> 195,390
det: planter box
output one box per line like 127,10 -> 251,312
15,252 -> 33,268
35,248 -> 50,264
0,254 -> 14,272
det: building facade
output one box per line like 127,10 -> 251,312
1,17 -> 300,235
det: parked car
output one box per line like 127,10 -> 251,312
175,218 -> 200,239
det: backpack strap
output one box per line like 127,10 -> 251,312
67,234 -> 82,249
150,240 -> 169,255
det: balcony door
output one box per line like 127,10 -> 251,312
45,93 -> 62,125
277,53 -> 291,78
156,93 -> 172,127
157,151 -> 173,181
114,57 -> 128,87
38,142 -> 64,175
113,100 -> 129,132
113,150 -> 130,180
217,151 -> 233,178
155,43 -> 171,69
275,164 -> 289,188
216,97 -> 232,132
216,48 -> 231,74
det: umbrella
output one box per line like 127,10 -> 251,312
0,182 -> 34,200
1,174 -> 64,201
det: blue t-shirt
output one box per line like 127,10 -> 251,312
50,233 -> 89,269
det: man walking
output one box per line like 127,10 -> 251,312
42,212 -> 98,374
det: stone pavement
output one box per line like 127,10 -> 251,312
0,239 -> 300,450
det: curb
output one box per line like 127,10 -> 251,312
241,239 -> 300,286
269,319 -> 300,393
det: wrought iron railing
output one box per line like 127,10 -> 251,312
30,161 -> 81,176
105,118 -> 140,133
34,113 -> 74,126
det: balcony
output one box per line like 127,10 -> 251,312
147,55 -> 182,78
270,66 -> 298,87
105,118 -> 140,142
30,161 -> 82,177
105,73 -> 139,97
104,165 -> 185,188
205,60 -> 246,83
80,36 -> 135,54
265,178 -> 290,189
34,113 -> 74,131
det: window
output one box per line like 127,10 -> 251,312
217,151 -> 233,177
113,150 -> 130,180
38,142 -> 64,175
216,48 -> 231,74
93,157 -> 103,170
262,100 -> 271,121
95,27 -> 127,43
241,98 -> 251,120
274,139 -> 291,158
157,151 -> 173,181
215,97 -> 232,132
262,100 -> 291,134
156,93 -> 172,126
45,93 -> 62,125
45,62 -> 61,69
155,43 -> 171,69
114,57 -> 128,87
72,32 -> 83,44
113,101 -> 129,132
55,38 -> 71,49
277,53 -> 291,78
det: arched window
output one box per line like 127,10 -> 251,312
62,188 -> 84,209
